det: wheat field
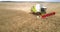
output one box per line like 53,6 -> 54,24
0,2 -> 60,32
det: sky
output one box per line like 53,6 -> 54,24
0,0 -> 60,2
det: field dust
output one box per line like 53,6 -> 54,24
0,2 -> 60,32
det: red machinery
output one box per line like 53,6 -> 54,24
41,12 -> 55,19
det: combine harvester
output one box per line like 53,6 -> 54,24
31,4 -> 56,19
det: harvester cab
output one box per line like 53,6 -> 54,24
31,4 -> 47,16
